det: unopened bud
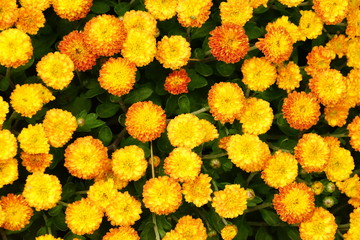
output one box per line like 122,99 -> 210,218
323,196 -> 337,208
208,230 -> 217,238
246,188 -> 255,200
324,182 -> 336,193
77,118 -> 85,127
210,158 -> 221,169
311,181 -> 324,195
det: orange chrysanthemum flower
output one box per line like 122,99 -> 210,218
164,69 -> 191,95
326,34 -> 348,58
324,103 -> 349,127
125,101 -> 167,142
345,69 -> 360,108
18,123 -> 50,154
282,91 -> 321,130
209,24 -> 250,64
15,7 -> 45,35
221,225 -> 238,240
276,61 -> 302,92
172,215 -> 207,240
98,57 -> 137,97
273,182 -> 315,224
35,234 -> 63,240
298,10 -> 323,41
83,14 -> 126,57
0,96 -> 9,128
143,176 -> 182,215
0,129 -> 17,162
87,179 -> 118,211
176,0 -> 212,28
19,0 -> 51,11
0,0 -> 18,30
218,136 -> 231,150
313,0 -> 348,25
144,0 -> 178,21
305,46 -> 335,77
123,10 -> 157,36
103,227 -> 140,240
182,173 -> 212,207
346,9 -> 360,37
20,152 -> 53,173
0,158 -> 18,188
266,16 -> 300,43
346,37 -> 360,69
337,174 -> 360,199
325,145 -> 354,182
348,116 -> 360,151
220,0 -> 252,27
52,0 -> 92,21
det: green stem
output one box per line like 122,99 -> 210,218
245,88 -> 250,98
0,229 -> 7,240
298,1 -> 312,6
119,97 -> 128,113
58,201 -> 68,207
108,128 -> 127,151
246,172 -> 258,187
212,179 -> 219,192
43,212 -> 52,235
248,45 -> 258,52
338,223 -> 350,229
245,202 -> 273,213
191,106 -> 210,115
76,191 -> 88,195
337,229 -> 344,238
221,217 -> 228,225
150,141 -> 160,240
202,152 -> 227,160
266,142 -> 291,153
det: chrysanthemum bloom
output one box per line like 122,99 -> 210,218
347,9 -> 360,37
256,26 -> 294,64
227,134 -> 271,172
65,198 -> 103,235
156,35 -> 191,70
163,230 -> 182,240
218,136 -> 231,150
199,119 -> 219,143
52,0 -> 92,21
325,145 -> 354,182
326,34 -> 348,58
123,10 -> 157,36
220,0 -> 252,27
35,84 -> 55,104
143,176 -> 182,215
348,197 -> 360,209
241,57 -> 277,91
313,0 -> 348,25
22,172 -> 62,211
106,191 -> 142,226
103,227 -> 140,240
238,97 -> 274,135
167,114 -> 206,149
176,0 -> 212,28
323,136 -> 341,148
324,103 -> 349,127
164,147 -> 202,182
19,0 -> 50,11
0,28 -> 32,68
164,69 -> 191,95
83,14 -> 126,56
298,11 -> 323,41
15,7 -> 45,35
0,0 -> 18,30
209,24 -> 250,64
125,101 -> 166,142
35,235 -> 63,240
248,0 -> 268,8
348,116 -> 360,151
122,29 -> 157,67
112,145 -> 147,181
18,124 -> 50,154
144,0 -> 178,21
266,16 -> 300,43
64,136 -> 108,179
87,179 -> 118,211
20,152 -> 53,173
95,169 -> 129,190
0,194 -> 34,231
276,62 -> 302,92
344,70 -> 360,108
0,129 -> 17,162
261,151 -> 298,189
0,96 -> 9,127
208,82 -> 245,123
273,182 -> 315,224
337,174 -> 360,198
212,184 -> 248,218
346,37 -> 360,69
0,158 -> 18,188
343,208 -> 360,239
173,215 -> 207,240
182,173 -> 212,207
305,46 -> 336,77
282,91 -> 321,130
278,0 -> 303,7
299,207 -> 337,240
58,30 -> 98,71
221,225 -> 238,240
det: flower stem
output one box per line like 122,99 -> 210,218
108,128 -> 127,151
150,141 -> 161,240
76,191 -> 88,195
0,229 -> 7,240
43,212 -> 52,235
246,172 -> 258,187
58,201 -> 68,207
191,106 -> 210,115
245,202 -> 273,213
248,45 -> 258,52
119,97 -> 128,113
202,152 -> 227,160
338,223 -> 350,229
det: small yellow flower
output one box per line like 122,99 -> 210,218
123,10 -> 157,36
15,7 -> 46,35
18,123 -> 50,154
346,37 -> 360,69
313,0 -> 348,25
348,116 -> 360,151
182,173 -> 213,207
0,0 -> 18,30
336,174 -> 360,198
0,129 -> 17,162
266,16 -> 300,42
298,11 -> 324,41
324,103 -> 349,127
343,208 -> 360,239
144,0 -> 178,21
87,179 -> 118,211
276,61 -> 302,92
199,119 -> 219,143
176,0 -> 212,28
36,235 -> 63,240
220,0 -> 252,27
0,158 -> 18,188
20,152 -> 53,173
325,145 -> 354,182
221,225 -> 238,240
346,9 -> 360,37
103,227 -> 140,240
0,96 -> 9,128
278,0 -> 304,7
52,0 -> 92,21
19,0 -> 51,11
326,34 -> 348,58
173,215 -> 207,240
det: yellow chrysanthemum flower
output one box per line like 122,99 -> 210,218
276,61 -> 302,92
52,0 -> 92,21
111,145 -> 147,182
326,34 -> 348,58
18,123 -> 50,154
267,16 -> 300,42
226,134 -> 271,172
0,28 -> 32,68
22,172 -> 62,211
19,0 -> 51,11
167,113 -> 206,149
325,145 -> 354,182
261,151 -> 298,189
346,37 -> 360,69
87,179 -> 118,211
144,0 -> 178,21
0,158 -> 18,188
313,0 -> 348,25
273,182 -> 315,224
344,208 -> 360,239
65,198 -> 103,235
156,35 -> 191,70
176,0 -> 212,28
64,136 -> 108,179
241,57 -> 277,92
220,0 -> 252,27
95,169 -> 129,190
208,82 -> 245,124
298,10 -> 323,41
344,68 -> 360,108
305,46 -> 335,77
182,173 -> 212,207
337,174 -> 360,198
311,181 -> 324,195
0,96 -> 9,128
212,184 -> 248,218
103,227 -> 140,240
278,0 -> 303,7
0,194 -> 34,231
143,176 -> 182,215
173,215 -> 207,240
106,191 -> 142,226
35,235 -> 63,240
163,230 -> 182,240
346,9 -> 360,37
348,197 -> 360,209
20,152 -> 53,173
221,225 -> 238,240
0,129 -> 17,162
324,103 -> 349,127
199,119 -> 219,143
348,116 -> 360,151
164,69 -> 191,95
123,10 -> 157,36
15,7 -> 45,35
0,0 -> 18,30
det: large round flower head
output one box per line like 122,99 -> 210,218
226,134 -> 271,172
58,30 -> 98,71
298,10 -> 323,41
176,0 -> 212,28
83,14 -> 126,57
164,68 -> 191,95
0,28 -> 32,68
18,123 -> 50,154
276,61 -> 302,93
64,136 -> 108,179
266,16 -> 300,43
299,207 -> 337,240
256,25 -> 294,64
273,182 -> 315,224
52,0 -> 92,21
324,103 -> 349,127
0,158 -> 18,188
199,119 -> 219,143
156,35 -> 191,70
103,227 -> 140,240
326,34 -> 348,58
344,208 -> 360,239
105,191 -> 142,226
143,176 -> 182,215
305,46 -> 335,77
208,82 -> 245,124
173,215 -> 207,240
209,23 -> 250,64
278,0 -> 303,7
261,151 -> 298,189
164,147 -> 202,182
241,57 -> 277,92
182,173 -> 212,207
0,193 -> 34,231
221,225 -> 238,240
65,198 -> 103,235
36,51 -> 75,90
19,0 -> 51,11
167,113 -> 206,149
238,97 -> 274,135
282,91 -> 321,131
87,179 -> 118,211
0,129 -> 17,162
35,235 -> 63,240
22,172 -> 62,211
348,116 -> 360,151
346,37 -> 360,69
212,184 -> 248,218
0,0 -> 18,30
122,29 -> 157,67
111,145 -> 147,181
123,10 -> 157,36
313,0 -> 348,25
20,152 -> 53,173
125,101 -> 167,142
325,145 -> 354,182
144,0 -> 178,21
220,0 -> 252,27
0,96 -> 9,128
15,7 -> 45,35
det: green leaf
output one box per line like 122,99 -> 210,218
64,96 -> 92,116
91,0 -> 110,14
124,86 -> 153,104
195,62 -> 213,76
36,227 -> 48,237
48,205 -> 63,216
157,133 -> 174,153
178,95 -> 191,113
187,69 -> 208,90
221,158 -> 233,172
53,211 -> 68,231
140,221 -> 156,240
259,209 -> 281,226
274,138 -> 297,152
191,20 -> 216,39
98,126 -> 113,146
247,196 -> 263,207
114,2 -> 130,16
0,72 -> 10,91
286,227 -> 301,240
255,227 -> 273,240
277,115 -> 301,137
244,21 -> 265,40
12,57 -> 34,73
134,176 -> 147,195
234,219 -> 250,240
64,232 -> 86,240
96,103 -> 120,118
61,182 -> 76,201
76,113 -> 105,132
83,87 -> 106,98
208,209 -> 225,232
165,95 -> 179,116
216,62 -> 235,77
